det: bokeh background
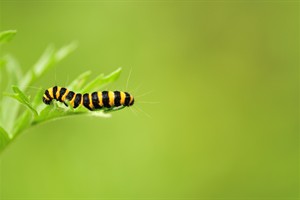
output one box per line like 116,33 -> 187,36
0,1 -> 299,199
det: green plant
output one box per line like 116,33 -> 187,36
0,30 -> 122,154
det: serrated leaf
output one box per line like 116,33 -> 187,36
0,126 -> 10,153
82,67 -> 122,93
6,86 -> 38,116
67,70 -> 91,91
0,30 -> 16,45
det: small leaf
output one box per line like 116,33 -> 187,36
32,45 -> 55,78
21,42 -> 77,88
3,54 -> 22,86
0,126 -> 10,153
32,87 -> 44,107
0,55 -> 22,133
0,30 -> 17,44
82,68 -> 122,93
6,86 -> 38,116
67,70 -> 91,91
55,42 -> 78,62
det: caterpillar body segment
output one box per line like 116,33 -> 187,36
43,86 -> 134,110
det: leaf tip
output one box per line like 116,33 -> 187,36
0,30 -> 17,44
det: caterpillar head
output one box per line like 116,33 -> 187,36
42,95 -> 51,105
129,95 -> 134,106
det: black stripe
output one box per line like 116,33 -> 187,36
114,91 -> 121,107
73,93 -> 82,108
102,91 -> 110,108
53,86 -> 58,99
66,91 -> 75,101
92,92 -> 102,109
130,97 -> 134,106
45,90 -> 52,100
58,87 -> 67,102
83,93 -> 92,111
124,92 -> 130,106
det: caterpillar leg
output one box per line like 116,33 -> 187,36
103,106 -> 126,113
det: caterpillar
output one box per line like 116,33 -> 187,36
42,86 -> 134,111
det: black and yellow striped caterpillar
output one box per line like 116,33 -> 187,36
42,86 -> 134,111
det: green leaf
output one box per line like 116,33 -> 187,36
0,55 -> 22,133
67,70 -> 91,91
12,111 -> 32,138
33,101 -> 112,125
0,127 -> 10,153
82,67 -> 122,93
6,86 -> 38,116
55,42 -> 78,62
0,30 -> 17,45
33,106 -> 85,125
0,58 -> 6,86
21,42 -> 77,89
33,106 -> 75,124
32,87 -> 44,110
32,45 -> 56,78
3,55 -> 22,86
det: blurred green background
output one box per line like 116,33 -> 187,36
0,1 -> 299,199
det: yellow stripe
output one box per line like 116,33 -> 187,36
97,92 -> 103,107
56,86 -> 61,99
88,93 -> 93,109
120,92 -> 125,105
48,88 -> 54,99
43,94 -> 49,100
108,91 -> 115,107
61,89 -> 69,101
69,94 -> 76,107
80,94 -> 83,106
